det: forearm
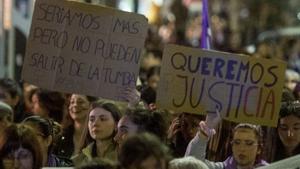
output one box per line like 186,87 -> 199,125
184,131 -> 209,160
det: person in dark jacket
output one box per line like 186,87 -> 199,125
54,94 -> 96,158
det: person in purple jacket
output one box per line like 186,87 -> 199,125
185,111 -> 268,169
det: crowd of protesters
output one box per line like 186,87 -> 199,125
1,2 -> 300,169
0,66 -> 300,169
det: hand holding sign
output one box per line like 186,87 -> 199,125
206,107 -> 222,129
199,107 -> 222,138
121,87 -> 141,108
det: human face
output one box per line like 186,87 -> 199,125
285,77 -> 298,91
114,116 -> 138,148
129,156 -> 166,169
231,128 -> 260,168
31,94 -> 48,118
88,107 -> 116,140
2,147 -> 33,169
278,114 -> 300,151
69,94 -> 90,121
148,75 -> 160,91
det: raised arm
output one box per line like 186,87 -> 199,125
185,110 -> 224,169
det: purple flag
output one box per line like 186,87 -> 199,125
201,0 -> 212,49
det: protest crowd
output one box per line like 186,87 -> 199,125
1,0 -> 300,169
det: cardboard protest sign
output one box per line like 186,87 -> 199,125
257,154 -> 300,169
22,0 -> 148,101
157,44 -> 286,126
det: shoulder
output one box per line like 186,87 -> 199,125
71,143 -> 94,166
80,143 -> 95,158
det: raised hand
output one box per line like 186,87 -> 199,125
121,87 -> 141,108
205,107 -> 222,129
199,107 -> 222,138
167,117 -> 181,141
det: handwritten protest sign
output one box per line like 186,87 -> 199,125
157,44 -> 286,126
257,154 -> 300,169
22,0 -> 148,101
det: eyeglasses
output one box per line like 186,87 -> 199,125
231,139 -> 259,148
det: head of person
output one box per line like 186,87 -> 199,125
119,133 -> 170,169
0,78 -> 21,108
22,115 -> 54,165
140,50 -> 162,73
0,101 -> 14,134
0,124 -> 43,169
277,101 -> 300,155
84,102 -> 121,143
285,69 -> 300,92
76,158 -> 118,169
88,103 -> 121,140
231,123 -> 263,168
114,109 -> 167,148
178,112 -> 203,141
31,88 -> 66,123
169,156 -> 209,169
146,66 -> 160,91
63,94 -> 96,129
141,86 -> 157,108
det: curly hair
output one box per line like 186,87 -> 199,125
279,101 -> 300,118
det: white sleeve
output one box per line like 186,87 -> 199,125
185,132 -> 225,169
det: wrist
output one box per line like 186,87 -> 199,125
199,121 -> 216,139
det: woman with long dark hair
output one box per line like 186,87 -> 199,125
273,101 -> 300,161
72,101 -> 121,166
54,94 -> 96,158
